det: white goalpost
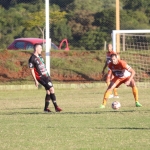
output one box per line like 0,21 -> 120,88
45,0 -> 51,75
112,30 -> 150,87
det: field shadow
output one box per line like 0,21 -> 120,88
63,69 -> 98,81
0,112 -> 43,115
1,109 -> 150,115
0,107 -> 43,115
47,126 -> 150,130
54,109 -> 150,115
95,127 -> 150,130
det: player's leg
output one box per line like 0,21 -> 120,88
37,77 -> 52,112
38,76 -> 62,112
106,81 -> 114,98
44,76 -> 62,112
106,71 -> 114,98
111,74 -> 119,98
44,91 -> 51,112
100,88 -> 113,108
113,88 -> 119,98
129,79 -> 142,107
100,77 -> 120,108
49,87 -> 62,112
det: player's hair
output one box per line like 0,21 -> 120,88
33,43 -> 42,51
110,53 -> 117,58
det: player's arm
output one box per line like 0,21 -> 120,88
102,61 -> 107,75
127,68 -> 135,80
125,61 -> 135,85
106,69 -> 112,83
30,68 -> 39,87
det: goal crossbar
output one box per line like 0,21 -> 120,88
112,30 -> 150,87
112,30 -> 150,52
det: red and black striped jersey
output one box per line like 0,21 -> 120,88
28,54 -> 49,79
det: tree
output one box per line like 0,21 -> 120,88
25,10 -> 45,39
120,10 -> 150,29
0,6 -> 27,48
51,0 -> 74,8
68,10 -> 97,42
51,20 -> 72,46
0,0 -> 12,9
79,29 -> 109,50
122,0 -> 150,11
24,8 -> 67,40
0,0 -> 40,9
66,0 -> 116,13
94,8 -> 116,34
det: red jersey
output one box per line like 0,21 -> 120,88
108,59 -> 131,78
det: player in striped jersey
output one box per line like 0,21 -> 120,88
29,43 -> 62,112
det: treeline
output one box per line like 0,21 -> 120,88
0,0 -> 150,50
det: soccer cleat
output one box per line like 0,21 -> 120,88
100,104 -> 105,109
114,95 -> 119,98
135,102 -> 142,107
55,106 -> 62,112
44,108 -> 51,113
108,94 -> 114,99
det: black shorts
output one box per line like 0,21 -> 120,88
38,76 -> 53,90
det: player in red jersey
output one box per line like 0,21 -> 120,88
29,43 -> 62,112
102,44 -> 119,98
100,53 -> 142,108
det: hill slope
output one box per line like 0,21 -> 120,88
0,50 -> 105,84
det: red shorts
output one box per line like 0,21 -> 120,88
111,76 -> 130,88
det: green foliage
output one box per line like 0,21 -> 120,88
123,0 -> 150,11
94,8 -> 116,33
24,9 -> 45,38
51,0 -> 74,8
23,6 -> 68,41
0,0 -> 150,50
0,3 -> 43,48
66,0 -> 116,13
51,20 -> 72,45
80,29 -> 109,50
5,61 -> 21,72
0,49 -> 150,84
120,10 -> 150,29
25,10 -> 45,30
51,11 -> 67,24
50,50 -> 105,76
0,0 -> 42,9
68,10 -> 96,35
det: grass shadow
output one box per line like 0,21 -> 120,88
1,109 -> 149,115
96,127 -> 150,130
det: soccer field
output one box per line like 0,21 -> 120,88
0,86 -> 149,150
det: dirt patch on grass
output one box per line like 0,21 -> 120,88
1,50 -> 149,84
0,50 -> 104,83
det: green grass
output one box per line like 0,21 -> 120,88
0,86 -> 149,150
51,50 -> 104,75
1,49 -> 150,85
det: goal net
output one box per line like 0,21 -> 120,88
112,30 -> 150,88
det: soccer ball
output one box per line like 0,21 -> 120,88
112,101 -> 121,110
